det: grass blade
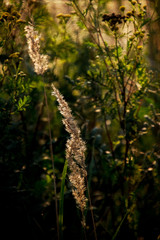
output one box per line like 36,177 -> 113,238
59,160 -> 68,240
112,210 -> 129,240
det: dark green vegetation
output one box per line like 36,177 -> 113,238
0,0 -> 160,239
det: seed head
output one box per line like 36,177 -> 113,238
24,24 -> 48,75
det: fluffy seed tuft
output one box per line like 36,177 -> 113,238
24,24 -> 48,75
51,84 -> 87,212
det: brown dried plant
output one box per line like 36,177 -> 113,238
24,24 -> 48,75
24,23 -> 59,239
51,84 -> 87,224
25,23 -> 87,227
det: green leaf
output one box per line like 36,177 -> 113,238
0,41 -> 3,47
76,20 -> 86,29
84,41 -> 97,48
140,18 -> 151,27
17,95 -> 31,111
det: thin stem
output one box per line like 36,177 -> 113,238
112,210 -> 129,240
32,97 -> 45,143
81,211 -> 87,240
114,32 -> 130,171
115,32 -> 124,92
98,29 -> 123,125
59,160 -> 68,240
104,112 -> 115,160
72,1 -> 110,73
72,0 -> 123,143
86,178 -> 98,240
43,79 -> 59,240
124,138 -> 130,173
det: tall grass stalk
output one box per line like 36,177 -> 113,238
25,22 -> 88,237
51,84 -> 88,228
112,211 -> 129,240
24,24 -> 59,240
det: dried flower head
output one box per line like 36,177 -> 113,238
131,0 -> 137,5
119,6 -> 125,11
126,11 -> 132,17
137,45 -> 143,50
56,13 -> 71,19
24,24 -> 48,75
51,84 -> 87,213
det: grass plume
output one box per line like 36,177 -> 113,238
51,84 -> 87,226
25,22 -> 88,231
24,24 -> 48,75
24,23 -> 59,239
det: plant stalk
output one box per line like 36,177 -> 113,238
43,79 -> 59,240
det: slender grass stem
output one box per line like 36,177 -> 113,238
112,210 -> 129,240
59,160 -> 68,240
86,179 -> 97,240
43,80 -> 59,240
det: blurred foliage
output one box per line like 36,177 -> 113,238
0,0 -> 160,240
